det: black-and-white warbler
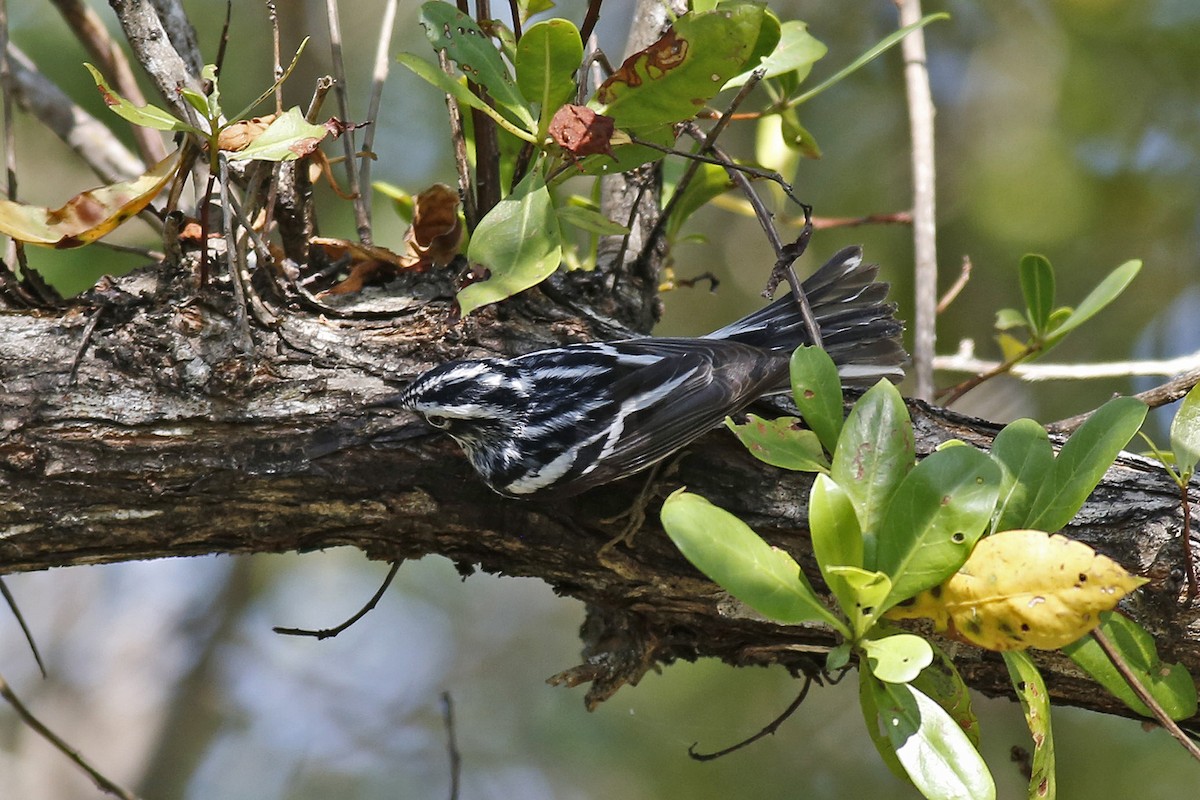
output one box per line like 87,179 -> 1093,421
391,246 -> 906,497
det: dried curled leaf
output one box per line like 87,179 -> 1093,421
549,105 -> 617,160
313,184 -> 461,296
887,529 -> 1148,651
0,150 -> 181,248
216,114 -> 279,152
404,183 -> 462,270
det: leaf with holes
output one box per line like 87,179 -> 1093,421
417,2 -> 535,130
1004,650 -> 1056,800
725,414 -> 828,472
889,530 -> 1147,652
594,4 -> 779,129
874,445 -> 1000,612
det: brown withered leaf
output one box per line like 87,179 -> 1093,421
313,184 -> 462,296
595,29 -> 689,102
0,149 -> 182,248
216,114 -> 279,152
549,105 -> 616,160
405,183 -> 462,269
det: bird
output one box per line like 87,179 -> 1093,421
388,246 -> 906,497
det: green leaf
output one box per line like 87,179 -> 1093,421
789,345 -> 844,454
831,379 -> 915,567
1042,260 -> 1141,348
724,414 -> 828,472
864,634 -> 933,684
990,418 -> 1054,532
826,566 -> 890,639
994,307 -> 1028,331
661,490 -> 848,634
827,641 -> 852,671
515,0 -> 555,23
723,19 -> 824,89
663,161 -> 734,241
778,107 -> 821,157
1170,383 -> 1200,477
224,107 -> 328,162
1019,254 -> 1055,337
228,37 -> 311,123
85,63 -> 197,134
911,643 -> 980,749
1062,612 -> 1197,721
554,204 -> 629,235
568,123 -> 674,177
1003,650 -> 1057,800
418,2 -> 536,130
810,474 -> 863,574
1026,397 -> 1148,533
876,446 -> 1001,611
859,671 -> 910,783
397,53 -> 538,143
594,4 -> 779,129
515,19 -> 583,119
788,13 -> 948,107
460,172 -> 562,315
874,680 -> 996,800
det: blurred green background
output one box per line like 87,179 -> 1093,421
3,0 -> 1199,797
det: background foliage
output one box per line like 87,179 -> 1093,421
3,0 -> 1200,797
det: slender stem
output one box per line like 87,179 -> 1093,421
1091,628 -> 1200,762
359,0 -> 398,227
689,675 -> 813,760
273,562 -> 401,639
0,672 -> 141,799
1179,481 -> 1198,603
324,0 -> 371,242
896,0 -> 938,401
1049,366 -> 1200,434
439,50 -> 478,229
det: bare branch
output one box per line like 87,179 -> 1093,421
4,44 -> 144,183
896,0 -> 939,401
49,0 -> 166,164
108,0 -> 202,117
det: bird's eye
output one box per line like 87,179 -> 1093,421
425,414 -> 450,429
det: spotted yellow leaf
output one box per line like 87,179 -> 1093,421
887,529 -> 1147,651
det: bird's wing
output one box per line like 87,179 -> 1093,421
566,338 -> 787,492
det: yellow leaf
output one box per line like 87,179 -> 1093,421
0,150 -> 182,248
887,530 -> 1147,651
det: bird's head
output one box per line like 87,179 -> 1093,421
392,359 -> 531,469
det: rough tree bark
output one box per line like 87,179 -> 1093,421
2,0 -> 1197,739
1,242 -> 1198,722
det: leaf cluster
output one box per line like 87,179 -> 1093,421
663,345 -> 1196,800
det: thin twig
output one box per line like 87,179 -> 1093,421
579,0 -> 604,44
268,2 -> 283,111
1179,483 -> 1197,603
506,0 -> 523,40
213,0 -> 232,78
359,0 -> 398,229
49,0 -> 166,164
0,672 -> 141,800
217,156 -> 252,352
0,578 -> 46,678
4,44 -> 143,183
68,305 -> 104,385
441,691 -> 462,800
439,50 -> 478,229
324,0 -> 371,242
1048,367 -> 1200,434
1091,628 -> 1200,762
273,562 -> 401,639
896,0 -> 938,401
936,255 -> 972,314
688,675 -> 813,760
639,69 -> 764,268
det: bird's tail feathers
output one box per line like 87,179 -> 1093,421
706,246 -> 908,386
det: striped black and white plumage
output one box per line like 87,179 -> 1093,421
391,246 -> 906,497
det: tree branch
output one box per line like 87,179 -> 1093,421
0,261 -> 1196,721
